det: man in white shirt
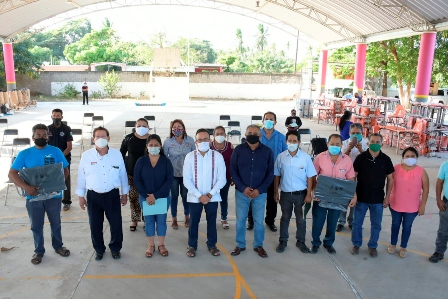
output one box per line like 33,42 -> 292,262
183,129 -> 226,258
337,123 -> 368,232
76,127 -> 129,261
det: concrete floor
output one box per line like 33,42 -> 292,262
0,99 -> 447,299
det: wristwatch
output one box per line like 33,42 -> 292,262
206,193 -> 213,199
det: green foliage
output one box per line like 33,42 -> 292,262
172,38 -> 217,64
329,46 -> 355,79
91,90 -> 103,99
255,24 -> 269,51
99,70 -> 121,98
29,46 -> 52,63
57,83 -> 81,98
432,31 -> 448,86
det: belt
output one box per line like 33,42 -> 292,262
88,188 -> 117,195
443,196 -> 448,203
281,189 -> 307,195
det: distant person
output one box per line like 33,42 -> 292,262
285,109 -> 302,132
388,147 -> 429,258
48,108 -> 73,211
8,124 -> 70,265
338,110 -> 353,141
82,82 -> 88,105
354,92 -> 362,104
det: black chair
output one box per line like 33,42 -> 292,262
219,115 -> 231,128
144,115 -> 156,133
251,115 -> 262,125
0,129 -> 18,156
227,121 -> 241,141
125,121 -> 136,135
11,138 -> 30,156
298,128 -> 311,153
71,129 -> 84,156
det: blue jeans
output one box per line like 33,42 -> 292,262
26,196 -> 64,255
139,196 -> 168,237
311,202 -> 340,247
219,180 -> 231,220
352,202 -> 384,248
235,190 -> 266,248
389,207 -> 418,248
188,201 -> 218,249
170,176 -> 189,217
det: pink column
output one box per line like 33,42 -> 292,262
354,43 -> 367,95
2,43 -> 16,91
319,49 -> 328,95
414,32 -> 437,102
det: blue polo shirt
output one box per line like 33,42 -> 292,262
261,129 -> 287,161
231,143 -> 274,194
437,161 -> 448,199
274,149 -> 317,192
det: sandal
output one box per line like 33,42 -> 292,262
186,247 -> 196,258
158,245 -> 169,257
185,216 -> 190,228
399,248 -> 407,258
387,245 -> 396,254
55,247 -> 70,257
208,246 -> 221,256
31,253 -> 43,265
221,220 -> 230,230
145,246 -> 155,258
130,226 -> 137,232
172,218 -> 178,230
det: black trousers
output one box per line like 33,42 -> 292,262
83,92 -> 88,104
87,189 -> 122,253
62,163 -> 71,205
248,180 -> 276,225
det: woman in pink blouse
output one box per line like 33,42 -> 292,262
388,147 -> 429,258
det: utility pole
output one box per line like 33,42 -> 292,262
294,31 -> 299,74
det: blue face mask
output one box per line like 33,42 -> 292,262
264,120 -> 275,129
350,133 -> 362,142
328,146 -> 341,155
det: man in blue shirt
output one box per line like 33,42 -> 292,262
248,111 -> 287,232
230,125 -> 274,258
8,124 -> 70,265
274,131 -> 317,253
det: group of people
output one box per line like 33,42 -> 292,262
7,108 -> 448,266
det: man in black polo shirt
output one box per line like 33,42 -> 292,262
285,109 -> 302,132
48,108 -> 73,211
351,133 -> 394,258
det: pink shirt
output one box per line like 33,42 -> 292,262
390,164 -> 423,213
313,151 -> 355,179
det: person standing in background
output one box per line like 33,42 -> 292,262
82,82 -> 88,105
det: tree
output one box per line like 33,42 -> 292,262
99,70 -> 121,97
432,31 -> 448,86
235,28 -> 245,60
328,46 -> 355,79
150,31 -> 169,48
172,38 -> 217,64
255,24 -> 269,51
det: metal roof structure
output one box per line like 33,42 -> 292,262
1,0 -> 448,47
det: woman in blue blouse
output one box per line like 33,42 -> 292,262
339,110 -> 353,141
134,134 -> 174,257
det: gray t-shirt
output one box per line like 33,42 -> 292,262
163,135 -> 196,177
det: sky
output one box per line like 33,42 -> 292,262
42,5 -> 318,60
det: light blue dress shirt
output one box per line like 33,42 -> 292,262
274,149 -> 317,192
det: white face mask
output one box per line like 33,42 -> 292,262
197,142 -> 210,152
287,143 -> 299,152
95,138 -> 108,149
403,157 -> 417,166
148,147 -> 160,156
135,127 -> 149,136
214,136 -> 225,143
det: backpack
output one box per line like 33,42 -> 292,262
311,135 -> 328,157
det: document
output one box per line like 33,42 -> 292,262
142,198 -> 168,216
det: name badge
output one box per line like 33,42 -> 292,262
339,169 -> 346,173
112,166 -> 119,169
91,162 -> 97,165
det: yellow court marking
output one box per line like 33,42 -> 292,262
0,226 -> 29,239
84,272 -> 234,279
0,214 -> 28,220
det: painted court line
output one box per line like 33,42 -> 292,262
83,272 -> 234,279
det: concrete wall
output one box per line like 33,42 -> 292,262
16,71 -> 301,101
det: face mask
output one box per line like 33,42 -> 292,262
264,120 -> 275,130
135,127 -> 149,136
148,147 -> 160,156
350,133 -> 362,142
246,135 -> 260,145
95,138 -> 108,149
403,157 -> 417,166
328,145 -> 341,155
214,136 -> 225,143
369,143 -> 381,152
287,143 -> 299,152
197,142 -> 210,152
52,118 -> 62,126
172,128 -> 184,137
34,138 -> 47,147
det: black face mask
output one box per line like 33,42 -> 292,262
246,135 -> 260,145
52,118 -> 62,126
34,138 -> 47,147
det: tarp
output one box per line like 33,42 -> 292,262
19,163 -> 66,202
315,175 -> 357,211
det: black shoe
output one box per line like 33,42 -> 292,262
111,251 -> 121,260
296,241 -> 310,253
267,223 -> 277,232
310,245 -> 319,254
429,252 -> 444,263
348,224 -> 353,230
246,222 -> 254,230
336,224 -> 343,232
95,252 -> 103,261
276,241 -> 287,253
323,245 -> 336,254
